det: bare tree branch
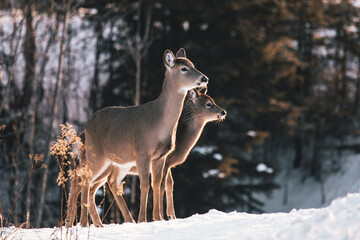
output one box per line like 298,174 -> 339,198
36,0 -> 71,227
0,12 -> 26,116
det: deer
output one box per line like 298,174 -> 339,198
66,88 -> 226,227
159,88 -> 226,219
77,48 -> 208,226
66,158 -> 136,227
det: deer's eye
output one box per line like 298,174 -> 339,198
206,102 -> 212,108
181,67 -> 188,72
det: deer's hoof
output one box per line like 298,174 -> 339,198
94,222 -> 104,228
167,215 -> 176,220
65,219 -> 72,228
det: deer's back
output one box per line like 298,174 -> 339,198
85,103 -> 174,162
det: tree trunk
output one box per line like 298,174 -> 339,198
334,25 -> 341,94
11,152 -> 19,225
22,2 -> 36,108
89,20 -> 102,113
36,1 -> 70,227
283,150 -> 291,205
134,56 -> 141,106
292,136 -> 302,168
23,1 -> 37,228
26,9 -> 58,229
311,119 -> 322,179
355,55 -> 360,115
340,47 -> 347,102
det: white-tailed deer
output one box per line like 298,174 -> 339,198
159,88 -> 226,219
66,160 -> 136,227
78,49 -> 208,226
66,89 -> 226,227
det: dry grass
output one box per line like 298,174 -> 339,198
0,214 -> 26,240
50,123 -> 92,187
1,123 -> 92,239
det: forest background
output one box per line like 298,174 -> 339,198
1,0 -> 360,228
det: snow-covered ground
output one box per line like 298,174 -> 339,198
2,193 -> 360,240
261,153 -> 360,213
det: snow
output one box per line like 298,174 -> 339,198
2,193 -> 360,240
203,168 -> 226,178
182,21 -> 190,31
247,130 -> 257,137
261,154 -> 360,213
313,28 -> 336,39
256,163 -> 274,174
200,23 -> 209,31
192,145 -> 217,155
213,153 -> 223,161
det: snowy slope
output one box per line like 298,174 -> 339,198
261,154 -> 360,213
2,193 -> 360,240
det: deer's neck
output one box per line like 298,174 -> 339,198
155,74 -> 187,130
166,119 -> 206,168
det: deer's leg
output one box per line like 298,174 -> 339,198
137,157 -> 151,223
107,175 -> 135,223
88,182 -> 104,227
159,173 -> 166,219
151,157 -> 166,221
165,170 -> 176,220
66,176 -> 81,227
159,164 -> 170,220
80,182 -> 90,227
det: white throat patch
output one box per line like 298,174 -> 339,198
178,88 -> 188,94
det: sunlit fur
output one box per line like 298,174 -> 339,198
66,89 -> 226,226
72,49 -> 208,227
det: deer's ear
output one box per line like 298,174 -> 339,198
188,89 -> 199,103
176,48 -> 186,58
163,50 -> 175,68
198,86 -> 208,94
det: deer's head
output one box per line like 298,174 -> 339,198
184,89 -> 227,123
163,48 -> 208,93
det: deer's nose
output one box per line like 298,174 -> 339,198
201,76 -> 208,83
221,110 -> 227,116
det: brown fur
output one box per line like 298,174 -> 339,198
66,89 -> 226,227
160,89 -> 226,219
77,49 -> 208,226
